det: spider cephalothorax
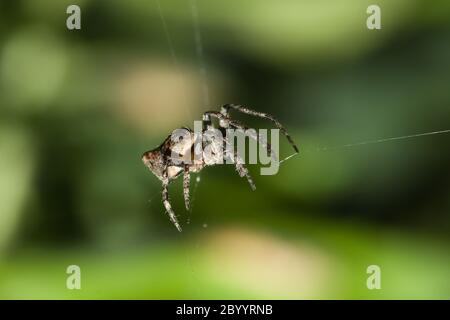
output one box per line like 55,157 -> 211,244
142,104 -> 298,231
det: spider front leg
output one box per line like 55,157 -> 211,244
221,104 -> 299,153
161,169 -> 182,232
183,165 -> 190,211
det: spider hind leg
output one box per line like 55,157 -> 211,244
221,104 -> 299,154
234,154 -> 256,191
206,110 -> 278,163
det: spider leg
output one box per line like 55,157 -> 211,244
183,165 -> 190,211
202,112 -> 213,130
204,111 -> 277,160
221,104 -> 299,153
203,111 -> 256,190
202,111 -> 225,126
234,153 -> 256,191
231,120 -> 277,161
221,134 -> 256,191
162,170 -> 182,232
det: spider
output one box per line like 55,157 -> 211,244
142,104 -> 299,231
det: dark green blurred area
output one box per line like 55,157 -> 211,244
0,0 -> 449,299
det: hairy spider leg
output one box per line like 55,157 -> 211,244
218,109 -> 278,161
221,104 -> 299,154
206,111 -> 277,161
203,110 -> 278,160
202,111 -> 257,191
222,132 -> 257,191
203,111 -> 252,133
162,168 -> 182,232
233,148 -> 256,191
202,113 -> 213,130
183,165 -> 190,211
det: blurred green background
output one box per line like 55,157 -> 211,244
0,0 -> 449,299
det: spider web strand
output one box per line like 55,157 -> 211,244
279,128 -> 450,165
316,128 -> 450,152
190,0 -> 210,107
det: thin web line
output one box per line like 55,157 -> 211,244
155,0 -> 192,119
188,0 -> 210,226
156,0 -> 178,65
318,129 -> 450,152
188,176 -> 202,219
279,152 -> 298,164
279,128 -> 450,164
190,0 -> 210,107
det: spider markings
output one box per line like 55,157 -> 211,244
142,104 -> 299,232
